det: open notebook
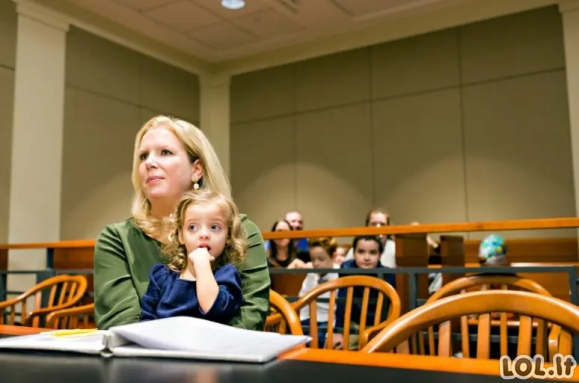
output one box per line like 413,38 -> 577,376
0,316 -> 311,363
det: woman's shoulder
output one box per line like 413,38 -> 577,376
239,214 -> 258,233
98,218 -> 138,237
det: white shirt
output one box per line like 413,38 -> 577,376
298,263 -> 340,323
344,239 -> 397,268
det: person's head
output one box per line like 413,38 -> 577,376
332,246 -> 346,265
162,190 -> 246,272
352,235 -> 383,269
285,211 -> 303,231
308,237 -> 337,269
478,234 -> 507,266
364,209 -> 391,244
131,115 -> 231,233
269,220 -> 294,250
267,220 -> 295,264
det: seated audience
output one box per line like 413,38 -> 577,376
344,209 -> 396,268
297,237 -> 340,348
333,235 -> 396,351
141,191 -> 245,323
266,220 -> 311,269
265,211 -> 309,256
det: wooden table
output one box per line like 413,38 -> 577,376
1,325 -> 577,381
281,348 -> 579,380
0,325 -> 49,336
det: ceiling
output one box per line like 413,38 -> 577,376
54,0 -> 473,63
27,0 -> 559,74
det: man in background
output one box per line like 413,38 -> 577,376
285,211 -> 309,253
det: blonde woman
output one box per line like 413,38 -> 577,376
94,115 -> 270,330
140,190 -> 247,323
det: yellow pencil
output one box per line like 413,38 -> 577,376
41,329 -> 100,337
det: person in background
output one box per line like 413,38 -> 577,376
478,234 -> 508,266
140,191 -> 246,323
344,209 -> 396,268
332,245 -> 346,266
264,211 -> 309,255
285,211 -> 309,253
297,237 -> 340,348
332,235 -> 396,351
265,220 -> 310,269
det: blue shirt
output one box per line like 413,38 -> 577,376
264,238 -> 309,252
335,259 -> 396,332
140,262 -> 243,324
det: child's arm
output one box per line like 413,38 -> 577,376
140,263 -> 166,321
197,264 -> 243,322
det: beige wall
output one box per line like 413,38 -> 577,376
0,3 -> 576,243
230,6 -> 576,239
60,27 -> 200,240
0,0 -> 16,243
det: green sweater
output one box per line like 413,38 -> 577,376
93,215 -> 271,330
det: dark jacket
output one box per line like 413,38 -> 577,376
335,259 -> 396,332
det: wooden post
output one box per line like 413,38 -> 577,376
439,235 -> 466,287
394,234 -> 430,315
438,235 -> 465,355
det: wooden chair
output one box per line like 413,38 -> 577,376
361,274 -> 556,356
45,303 -> 95,329
0,274 -> 87,327
267,275 -> 400,350
361,290 -> 579,361
425,274 -> 554,358
267,289 -> 303,336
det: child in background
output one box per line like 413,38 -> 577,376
332,235 -> 396,351
478,234 -> 508,266
332,246 -> 346,266
140,190 -> 247,324
297,237 -> 340,348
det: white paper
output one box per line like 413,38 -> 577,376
0,331 -> 106,355
110,317 -> 311,362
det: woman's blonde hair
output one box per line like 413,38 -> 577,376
162,190 -> 247,272
131,115 -> 231,236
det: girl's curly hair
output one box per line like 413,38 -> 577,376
162,190 -> 247,272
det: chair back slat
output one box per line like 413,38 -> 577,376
362,290 -> 579,360
0,275 -> 88,327
267,275 -> 400,350
421,274 -> 555,358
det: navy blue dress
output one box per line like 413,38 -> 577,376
140,262 -> 243,324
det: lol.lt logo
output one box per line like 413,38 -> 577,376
500,354 -> 577,380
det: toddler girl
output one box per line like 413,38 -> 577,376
140,190 -> 247,324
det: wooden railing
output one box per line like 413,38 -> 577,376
0,217 -> 578,303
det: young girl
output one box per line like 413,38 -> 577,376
140,190 -> 247,324
332,235 -> 396,351
297,237 -> 340,348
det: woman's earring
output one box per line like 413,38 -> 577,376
193,182 -> 200,190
